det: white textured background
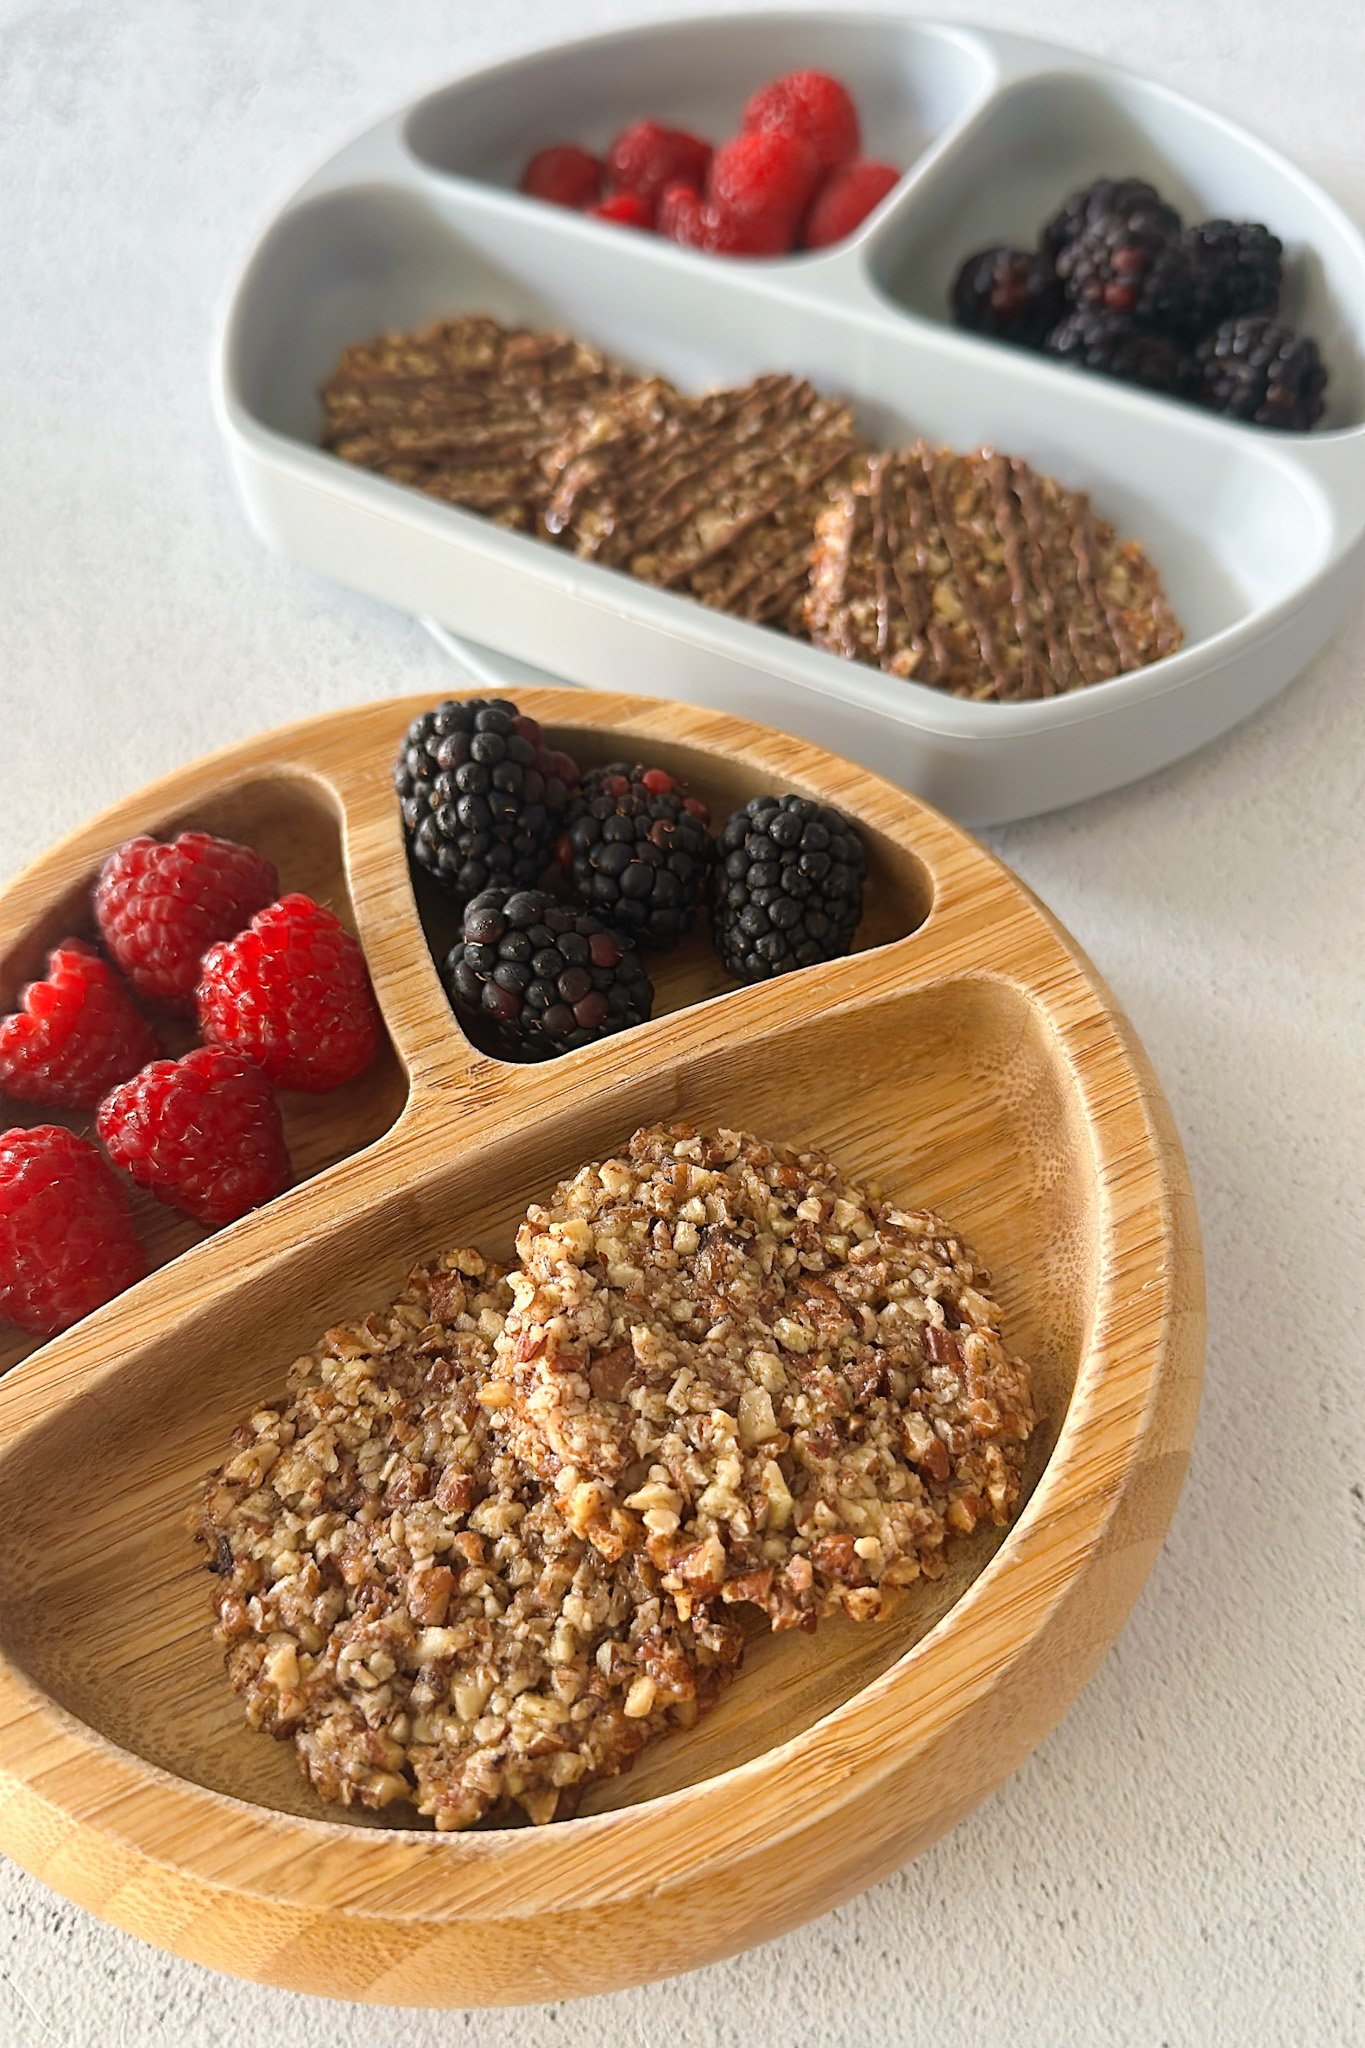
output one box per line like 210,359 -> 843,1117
2,2 -> 1363,2043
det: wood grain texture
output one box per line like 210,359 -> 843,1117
0,690 -> 1204,2006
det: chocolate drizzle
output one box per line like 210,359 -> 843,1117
316,313 -> 1182,691
320,316 -> 629,531
805,444 -> 1182,701
544,374 -> 866,627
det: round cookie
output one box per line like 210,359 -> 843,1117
494,1124 -> 1037,1630
195,1245 -> 742,1829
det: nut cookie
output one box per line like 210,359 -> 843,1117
194,1246 -> 742,1829
495,1124 -> 1037,1630
543,373 -> 865,628
320,315 -> 631,532
805,443 -> 1183,699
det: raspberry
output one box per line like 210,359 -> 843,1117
802,160 -> 900,250
587,191 -> 655,229
741,70 -> 860,174
658,183 -> 790,256
98,1046 -> 291,1226
0,940 -> 159,1108
658,182 -> 704,242
519,144 -> 603,209
0,1124 -> 144,1335
197,894 -> 382,1093
95,831 -> 279,1013
606,119 -> 712,207
708,130 -> 820,244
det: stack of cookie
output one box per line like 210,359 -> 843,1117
321,314 -> 1182,701
196,1123 -> 1038,1831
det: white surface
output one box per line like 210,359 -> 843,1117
216,13 -> 1365,825
0,1 -> 1362,2043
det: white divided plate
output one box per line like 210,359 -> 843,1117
214,11 -> 1365,825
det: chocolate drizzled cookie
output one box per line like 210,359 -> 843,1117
543,374 -> 866,629
805,445 -> 1184,699
320,315 -> 631,531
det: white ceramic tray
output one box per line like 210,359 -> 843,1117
214,11 -> 1365,825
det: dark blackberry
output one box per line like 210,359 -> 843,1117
441,889 -> 653,1059
1045,309 -> 1198,398
394,699 -> 579,903
713,795 -> 866,983
1181,220 -> 1282,328
1196,317 -> 1328,431
949,246 -> 1066,349
1055,217 -> 1203,336
1041,176 -> 1182,263
556,762 -> 714,948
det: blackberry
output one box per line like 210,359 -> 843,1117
949,246 -> 1066,349
394,699 -> 579,902
1055,217 -> 1204,336
1045,309 -> 1198,398
713,795 -> 866,983
1196,316 -> 1328,431
1041,176 -> 1182,263
441,889 -> 653,1059
1181,220 -> 1283,328
557,762 -> 714,947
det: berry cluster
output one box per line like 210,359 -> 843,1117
951,175 -> 1329,430
396,700 -> 868,1066
519,70 -> 899,258
1,830 -> 383,1337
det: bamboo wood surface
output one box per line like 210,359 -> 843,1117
0,690 -> 1204,2006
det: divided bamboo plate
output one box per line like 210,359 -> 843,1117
0,690 -> 1205,2006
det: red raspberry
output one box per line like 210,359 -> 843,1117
519,144 -> 603,209
588,191 -> 655,229
802,160 -> 900,250
0,940 -> 159,1108
658,182 -> 704,242
741,70 -> 860,175
0,1124 -> 145,1335
708,131 -> 819,245
197,894 -> 382,1093
606,120 -> 713,207
95,831 -> 279,1013
98,1046 -> 291,1226
659,181 -> 791,258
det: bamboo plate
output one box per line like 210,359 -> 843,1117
0,689 -> 1204,2006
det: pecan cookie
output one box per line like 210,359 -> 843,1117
543,374 -> 865,629
320,314 -> 631,532
495,1125 -> 1037,1630
194,1245 -> 741,1828
805,443 -> 1183,698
